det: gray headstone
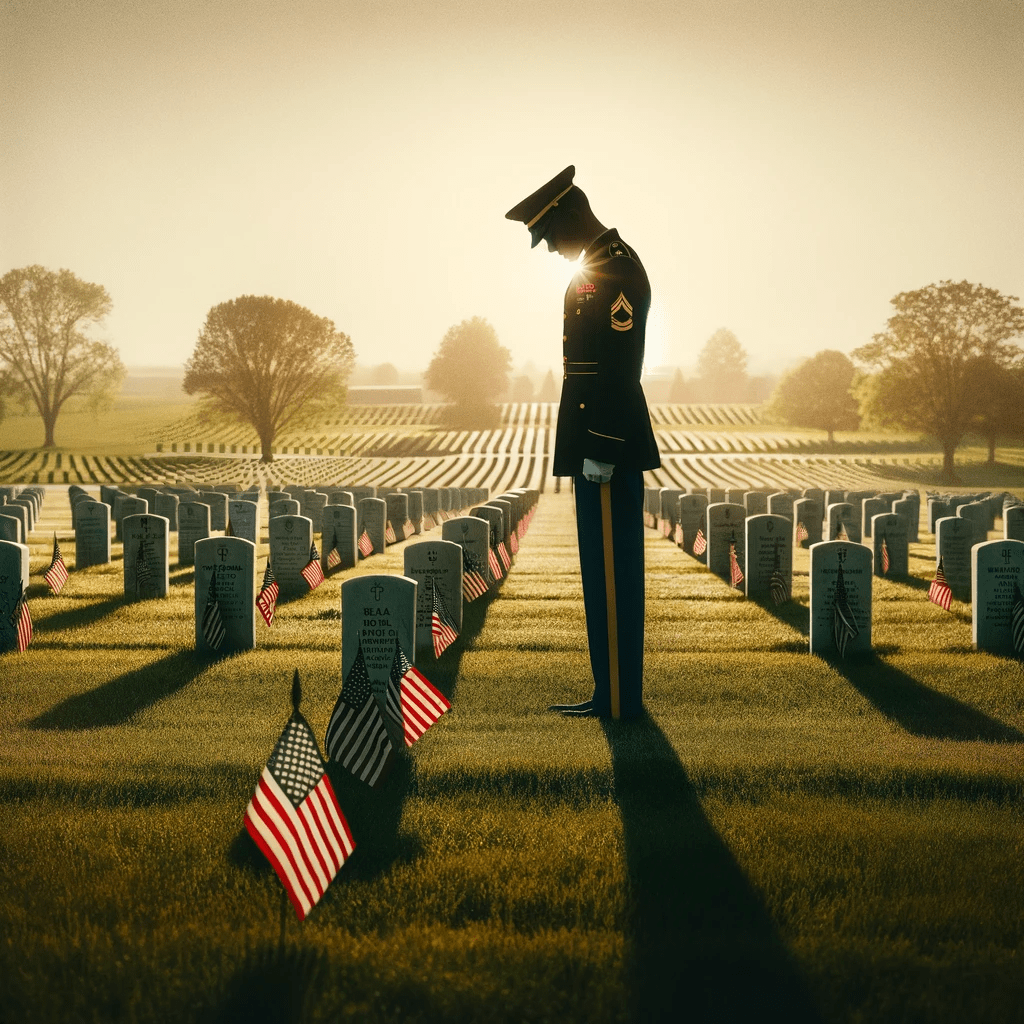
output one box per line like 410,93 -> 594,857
405,491 -> 424,535
322,504 -> 358,573
268,515 -> 315,598
302,491 -> 329,535
404,539 -> 464,655
442,515 -> 495,590
195,536 -> 256,653
1004,505 -> 1024,541
227,500 -> 259,545
871,512 -> 909,578
114,496 -> 148,542
328,490 -> 354,507
972,539 -> 1024,654
826,502 -> 860,543
74,501 -> 111,569
349,486 -> 377,506
358,498 -> 387,557
957,501 -> 990,547
472,505 -> 507,581
744,514 -> 793,601
809,541 -> 872,657
793,498 -> 823,547
177,501 -> 211,567
677,494 -> 709,557
385,493 -> 411,543
824,489 -> 845,507
154,492 -> 180,531
861,497 -> 888,539
659,489 -> 686,538
743,491 -> 768,516
891,498 -> 919,544
269,498 -> 301,519
767,492 -> 795,520
2,502 -> 30,542
197,491 -> 229,532
419,488 -> 440,524
0,540 -> 31,654
706,502 -> 746,580
9,497 -> 35,533
123,514 -> 170,600
706,488 -> 726,505
935,516 -> 974,601
927,497 -> 949,535
0,513 -> 22,544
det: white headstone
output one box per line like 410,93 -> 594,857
268,515 -> 315,598
871,512 -> 908,578
404,539 -> 464,654
706,502 -> 746,580
322,504 -> 358,572
0,540 -> 30,654
744,514 -> 793,601
177,501 -> 211,567
935,516 -> 974,601
123,514 -> 170,600
74,500 -> 111,569
194,536 -> 256,653
971,539 -> 1024,654
809,541 -> 872,658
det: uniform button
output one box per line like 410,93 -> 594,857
579,403 -> 585,409
576,309 -> 581,315
562,335 -> 567,341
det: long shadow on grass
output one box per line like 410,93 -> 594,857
603,715 -> 822,1024
25,649 -> 208,730
28,595 -> 125,632
826,654 -> 1024,742
754,596 -> 810,638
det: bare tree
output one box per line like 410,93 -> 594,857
183,295 -> 355,463
0,265 -> 124,447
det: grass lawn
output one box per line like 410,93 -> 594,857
1,488 -> 1022,1023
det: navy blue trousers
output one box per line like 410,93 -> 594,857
574,470 -> 646,718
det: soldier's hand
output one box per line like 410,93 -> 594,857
582,458 -> 615,483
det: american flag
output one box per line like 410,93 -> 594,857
385,522 -> 397,545
403,520 -> 414,540
509,530 -> 519,555
43,533 -> 68,595
1012,584 -> 1024,656
391,641 -> 450,746
488,547 -> 503,581
498,541 -> 511,571
769,547 -> 790,605
301,542 -> 324,591
928,556 -> 952,611
880,533 -> 890,575
796,521 -> 809,544
421,513 -> 435,531
672,522 -> 683,546
832,562 -> 860,658
325,645 -> 395,787
835,521 -> 850,541
462,551 -> 489,601
245,671 -> 355,920
135,537 -> 153,599
326,530 -> 341,570
358,529 -> 374,558
256,558 -> 279,626
729,539 -> 744,589
202,572 -> 226,650
431,581 -> 459,658
9,586 -> 32,653
661,518 -> 672,539
692,516 -> 707,555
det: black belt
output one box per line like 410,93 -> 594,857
564,359 -> 598,378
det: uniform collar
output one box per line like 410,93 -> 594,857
580,228 -> 620,266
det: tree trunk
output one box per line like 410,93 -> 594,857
42,412 -> 57,448
827,428 -> 835,446
259,428 -> 274,463
941,441 -> 959,485
987,435 -> 997,464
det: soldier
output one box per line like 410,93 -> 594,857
505,166 -> 660,719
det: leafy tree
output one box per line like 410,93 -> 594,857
694,328 -> 748,402
0,265 -> 125,448
538,369 -> 558,402
424,317 -> 512,426
368,362 -> 399,385
183,295 -> 354,463
967,358 -> 1024,465
669,367 -> 690,403
854,281 -> 1024,482
768,350 -> 860,444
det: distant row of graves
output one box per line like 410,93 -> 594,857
644,484 -> 1024,658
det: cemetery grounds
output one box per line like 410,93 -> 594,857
0,401 -> 1022,1024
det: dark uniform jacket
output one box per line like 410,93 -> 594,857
554,228 -> 661,477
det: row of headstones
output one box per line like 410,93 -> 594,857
0,485 -> 47,545
644,485 -> 1024,657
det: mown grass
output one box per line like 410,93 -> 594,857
1,490 -> 1022,1023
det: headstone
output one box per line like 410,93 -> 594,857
767,492 -> 795,521
860,497 -> 888,539
177,501 -> 211,567
358,498 -> 387,557
322,504 -> 358,572
870,512 -> 909,578
472,505 -> 507,582
891,498 -> 919,544
198,491 -> 229,532
302,491 -> 329,535
677,493 -> 709,557
194,536 -> 257,653
138,487 -> 160,508
404,539 -> 464,655
957,501 -> 990,547
744,515 -> 793,601
972,539 -> 1024,654
123,514 -> 170,600
341,574 -> 418,731
1004,505 -> 1024,541
743,491 -> 768,516
154,492 -> 180,531
267,490 -> 289,506
0,510 -> 23,543
926,498 -> 949,534
329,490 -> 354,506
227,499 -> 260,545
705,502 -> 746,580
792,497 -> 823,547
9,497 -> 36,533
269,498 -> 301,519
405,490 -> 424,535
935,516 -> 974,601
659,489 -> 686,539
809,541 -> 872,657
385,493 -> 411,542
114,496 -> 148,542
74,501 -> 111,568
268,515 -> 315,598
825,502 -> 860,543
824,489 -> 845,508
349,486 -> 376,505
725,488 -> 748,506
0,541 -> 31,654
706,488 -> 726,505
442,515 -> 495,589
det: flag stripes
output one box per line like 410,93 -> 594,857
325,647 -> 394,787
302,542 -> 324,590
385,522 -> 397,545
692,517 -> 707,555
358,530 -> 374,557
395,646 -> 451,746
431,582 -> 459,659
202,573 -> 226,650
256,559 -> 279,626
43,534 -> 68,595
10,587 -> 32,653
488,548 -> 503,581
880,533 -> 890,575
1012,584 -> 1024,656
928,557 -> 952,612
832,563 -> 860,658
729,541 -> 744,588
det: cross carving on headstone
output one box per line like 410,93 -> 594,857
370,583 -> 383,601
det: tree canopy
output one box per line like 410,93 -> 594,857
424,317 -> 512,426
693,328 -> 749,402
854,280 -> 1024,482
0,265 -> 124,447
183,295 -> 355,463
768,350 -> 860,444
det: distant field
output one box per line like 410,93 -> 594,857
1,486 -> 1021,1023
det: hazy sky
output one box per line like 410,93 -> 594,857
3,0 -> 1022,379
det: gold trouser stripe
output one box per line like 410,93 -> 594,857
600,481 -> 620,719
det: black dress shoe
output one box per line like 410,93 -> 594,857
548,700 -> 594,713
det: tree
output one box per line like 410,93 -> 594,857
0,265 -> 125,448
967,358 -> 1024,464
183,295 -> 354,463
424,317 -> 512,426
694,328 -> 748,402
368,362 -> 399,385
538,369 -> 558,402
768,350 -> 860,444
669,367 -> 690,403
854,281 -> 1024,483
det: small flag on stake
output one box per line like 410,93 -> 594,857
326,530 -> 341,570
392,641 -> 450,746
325,646 -> 395,787
1012,583 -> 1024,657
835,521 -> 850,542
43,534 -> 68,595
245,670 -> 355,921
832,561 -> 860,658
430,581 -> 459,659
928,557 -> 952,611
358,530 -> 374,558
301,542 -> 324,591
880,533 -> 890,575
10,586 -> 32,653
202,572 -> 226,650
692,516 -> 707,556
769,547 -> 790,605
256,558 -> 279,626
488,547 -> 503,581
729,539 -> 744,589
385,522 -> 397,545
135,537 -> 153,599
498,541 -> 511,571
796,521 -> 809,544
462,551 -> 489,601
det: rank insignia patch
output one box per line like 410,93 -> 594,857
610,292 -> 633,331
608,241 -> 627,257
